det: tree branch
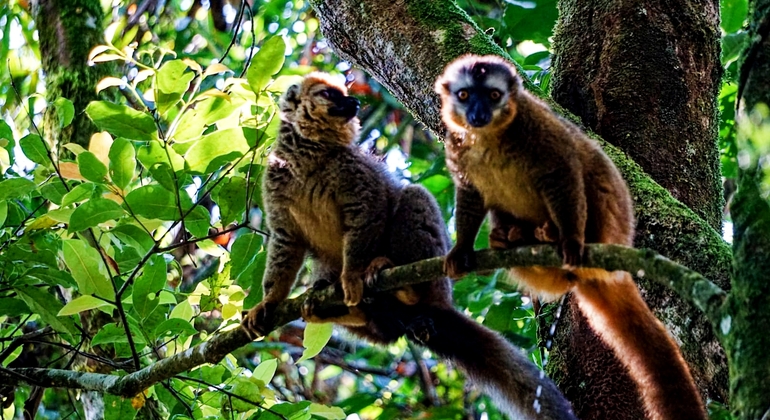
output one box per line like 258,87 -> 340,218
0,245 -> 725,397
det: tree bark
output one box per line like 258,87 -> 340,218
33,0 -> 114,153
311,0 -> 731,413
726,1 -> 770,417
548,0 -> 729,412
551,0 -> 724,231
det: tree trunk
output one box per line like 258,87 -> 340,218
33,0 -> 114,154
726,0 -> 770,417
311,0 -> 730,413
548,0 -> 729,413
551,0 -> 724,231
32,0 -> 114,417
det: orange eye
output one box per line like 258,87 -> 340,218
490,90 -> 501,100
457,90 -> 469,101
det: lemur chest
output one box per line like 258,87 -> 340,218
461,145 -> 548,223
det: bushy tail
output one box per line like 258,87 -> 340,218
419,306 -> 577,420
574,272 -> 707,420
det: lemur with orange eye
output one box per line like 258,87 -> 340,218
435,55 -> 707,420
242,72 -> 577,420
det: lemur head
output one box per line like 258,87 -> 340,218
435,55 -> 522,134
279,72 -> 361,144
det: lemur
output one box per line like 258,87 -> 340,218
435,55 -> 707,420
241,72 -> 577,420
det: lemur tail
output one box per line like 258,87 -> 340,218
420,306 -> 577,420
574,271 -> 707,420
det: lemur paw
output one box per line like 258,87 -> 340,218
242,301 -> 277,340
559,237 -> 584,268
444,245 -> 475,279
534,221 -> 559,243
341,270 -> 364,306
364,256 -> 394,288
489,225 -> 528,249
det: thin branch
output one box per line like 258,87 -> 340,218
0,245 -> 727,396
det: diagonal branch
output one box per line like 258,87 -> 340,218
0,244 -> 726,398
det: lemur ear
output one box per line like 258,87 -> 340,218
434,76 -> 450,95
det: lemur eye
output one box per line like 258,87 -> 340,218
319,90 -> 330,99
490,90 -> 502,101
457,89 -> 469,101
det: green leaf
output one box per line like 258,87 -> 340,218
503,0 -> 558,46
19,134 -> 50,166
92,323 -> 146,347
15,285 -> 78,338
185,127 -> 250,174
109,138 -> 136,190
213,176 -> 248,226
136,140 -> 185,171
61,182 -> 96,207
228,377 -> 263,412
242,251 -> 266,309
247,36 -> 287,93
77,151 -> 108,183
230,233 -> 264,280
308,403 -> 346,420
111,224 -> 155,254
186,206 -> 210,238
0,120 -> 15,163
133,255 -> 167,319
61,239 -> 115,299
69,198 -> 125,231
86,101 -> 157,141
0,201 -> 7,228
0,178 -> 36,201
154,318 -> 197,339
721,0 -> 748,33
40,180 -> 69,205
54,97 -> 75,129
59,295 -> 115,316
123,184 -> 180,220
170,299 -> 194,320
297,322 -> 333,363
0,297 -> 31,316
104,394 -> 138,420
157,60 -> 194,94
252,358 -> 278,384
148,162 -> 177,191
27,267 -> 77,288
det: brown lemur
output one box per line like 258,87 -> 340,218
241,72 -> 577,420
435,55 -> 707,420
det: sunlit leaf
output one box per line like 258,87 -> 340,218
58,295 -> 115,316
0,178 -> 36,201
253,358 -> 278,384
721,0 -> 748,33
59,162 -> 86,180
297,323 -> 333,363
69,198 -> 125,231
170,300 -> 194,320
213,176 -> 248,226
86,101 -> 157,141
61,182 -> 96,207
89,132 -> 113,165
19,134 -> 50,166
308,403 -> 346,420
133,255 -> 167,319
185,127 -> 250,174
61,239 -> 114,299
123,184 -> 180,220
104,394 -> 138,420
186,206 -> 210,238
96,77 -> 126,93
157,60 -> 194,94
230,233 -> 264,280
247,36 -> 287,93
108,138 -> 136,190
54,97 -> 75,129
154,318 -> 197,339
136,140 -> 185,171
77,151 -> 108,183
40,180 -> 68,205
0,201 -> 6,227
92,323 -> 146,347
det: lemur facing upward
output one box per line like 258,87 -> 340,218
242,73 -> 577,420
435,55 -> 707,420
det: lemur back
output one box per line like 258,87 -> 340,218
243,73 -> 577,420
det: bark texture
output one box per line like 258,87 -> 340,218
727,1 -> 770,417
551,0 -> 724,231
311,0 -> 731,414
33,0 -> 113,153
549,0 -> 729,411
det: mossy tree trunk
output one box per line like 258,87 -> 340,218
547,1 -> 728,415
725,0 -> 770,417
311,0 -> 731,415
32,0 -> 113,154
